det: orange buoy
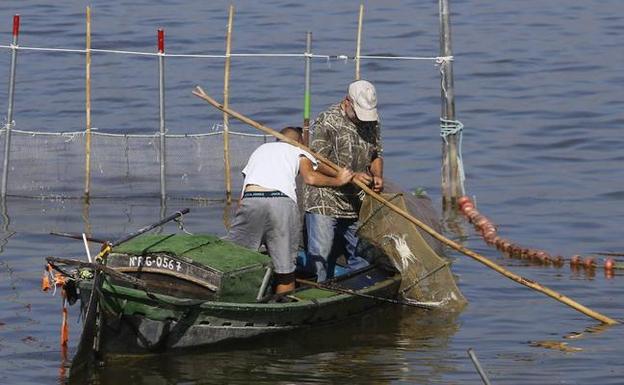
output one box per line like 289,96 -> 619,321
583,257 -> 596,269
41,264 -> 51,292
570,255 -> 581,266
483,228 -> 497,238
541,252 -> 552,265
457,196 -> 472,208
462,202 -> 475,212
475,217 -> 489,228
604,258 -> 615,271
61,306 -> 69,347
553,256 -> 565,267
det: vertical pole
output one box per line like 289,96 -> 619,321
1,15 -> 20,197
158,28 -> 166,204
355,4 -> 364,80
439,0 -> 461,209
303,31 -> 312,146
223,5 -> 234,204
84,7 -> 92,200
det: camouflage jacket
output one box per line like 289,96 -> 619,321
303,103 -> 383,218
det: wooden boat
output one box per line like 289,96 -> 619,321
45,192 -> 463,376
73,233 -> 402,355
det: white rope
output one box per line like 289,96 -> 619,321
0,44 -> 86,54
440,118 -> 466,194
1,127 -> 268,139
360,55 -> 452,61
439,118 -> 463,139
0,44 -> 449,62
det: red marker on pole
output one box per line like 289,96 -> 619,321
157,28 -> 164,53
13,14 -> 20,38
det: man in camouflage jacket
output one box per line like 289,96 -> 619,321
303,80 -> 383,282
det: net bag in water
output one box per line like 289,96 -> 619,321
358,192 -> 467,311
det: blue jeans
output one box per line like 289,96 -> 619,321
305,212 -> 369,282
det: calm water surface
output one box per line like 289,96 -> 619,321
0,1 -> 623,384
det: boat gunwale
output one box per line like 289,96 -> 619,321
83,271 -> 402,311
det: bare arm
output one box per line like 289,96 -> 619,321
299,157 -> 353,187
369,156 -> 384,192
315,161 -> 338,177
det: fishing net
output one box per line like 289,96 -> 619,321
358,187 -> 466,311
0,128 -> 268,199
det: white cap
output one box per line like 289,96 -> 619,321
348,80 -> 378,122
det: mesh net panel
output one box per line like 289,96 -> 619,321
358,191 -> 466,311
0,129 -> 268,199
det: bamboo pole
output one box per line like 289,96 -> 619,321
222,5 -> 235,204
192,86 -> 619,326
1,15 -> 20,197
84,7 -> 92,199
158,28 -> 166,203
355,4 -> 364,80
439,0 -> 463,209
303,31 -> 312,146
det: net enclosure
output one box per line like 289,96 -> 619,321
0,128 -> 268,199
358,189 -> 466,311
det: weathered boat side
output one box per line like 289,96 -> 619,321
79,267 -> 401,353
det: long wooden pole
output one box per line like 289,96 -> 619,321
84,7 -> 92,199
223,5 -> 235,204
439,0 -> 463,209
192,86 -> 619,326
355,4 -> 364,80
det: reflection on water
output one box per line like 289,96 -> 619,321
70,307 -> 460,385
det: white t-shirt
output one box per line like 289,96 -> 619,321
241,142 -> 318,202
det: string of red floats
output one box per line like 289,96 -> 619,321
457,196 -> 619,276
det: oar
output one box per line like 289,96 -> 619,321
51,209 -> 190,250
109,208 -> 190,247
193,86 -> 619,326
50,231 -> 107,244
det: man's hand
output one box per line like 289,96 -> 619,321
352,172 -> 383,192
336,167 -> 355,186
372,175 -> 383,192
353,172 -> 373,186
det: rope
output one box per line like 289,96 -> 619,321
440,118 -> 463,139
440,118 -> 466,194
0,127 -> 269,139
0,44 -> 449,63
173,210 -> 194,235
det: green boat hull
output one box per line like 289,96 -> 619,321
79,266 -> 401,354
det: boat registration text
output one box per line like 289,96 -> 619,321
128,255 -> 182,272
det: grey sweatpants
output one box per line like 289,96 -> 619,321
226,196 -> 300,274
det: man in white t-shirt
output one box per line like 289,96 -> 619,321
227,127 -> 353,294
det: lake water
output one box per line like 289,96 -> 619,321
0,1 -> 623,384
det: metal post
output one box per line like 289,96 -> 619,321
158,28 -> 166,203
84,7 -> 92,199
1,15 -> 20,197
439,0 -> 462,209
223,5 -> 234,204
303,31 -> 312,146
355,4 -> 364,80
467,348 -> 493,385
